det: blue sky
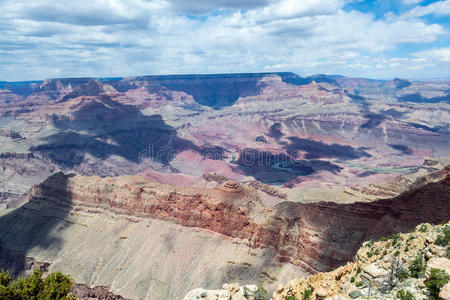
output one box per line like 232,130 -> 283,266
0,0 -> 449,81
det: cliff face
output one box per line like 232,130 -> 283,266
0,173 -> 309,299
18,166 -> 450,271
275,170 -> 450,271
0,166 -> 448,299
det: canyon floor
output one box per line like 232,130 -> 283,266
0,73 -> 449,299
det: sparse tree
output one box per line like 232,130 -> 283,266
425,268 -> 450,300
0,268 -> 74,299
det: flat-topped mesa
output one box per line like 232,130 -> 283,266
25,167 -> 450,273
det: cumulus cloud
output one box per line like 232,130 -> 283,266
413,47 -> 450,62
0,0 -> 448,80
241,0 -> 345,23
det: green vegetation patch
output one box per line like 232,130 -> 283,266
425,268 -> 450,300
301,287 -> 314,300
396,289 -> 415,300
417,225 -> 428,233
0,268 -> 74,299
435,226 -> 450,247
253,286 -> 268,300
408,253 -> 425,279
355,281 -> 363,287
348,290 -> 362,299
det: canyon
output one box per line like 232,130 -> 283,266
0,72 -> 449,299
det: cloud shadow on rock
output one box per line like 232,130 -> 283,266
283,137 -> 371,160
360,113 -> 385,129
33,95 -> 223,169
398,92 -> 450,104
388,144 -> 413,155
234,148 -> 342,185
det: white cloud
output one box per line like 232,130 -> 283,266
242,0 -> 344,23
165,0 -> 274,14
0,0 -> 448,80
413,47 -> 450,62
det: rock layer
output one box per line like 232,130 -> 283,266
12,167 -> 450,268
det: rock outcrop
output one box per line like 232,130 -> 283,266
271,222 -> 450,300
71,284 -> 129,300
183,283 -> 261,300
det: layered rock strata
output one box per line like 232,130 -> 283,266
0,166 -> 449,298
10,167 -> 450,268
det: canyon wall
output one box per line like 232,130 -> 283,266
26,167 -> 448,273
0,166 -> 448,298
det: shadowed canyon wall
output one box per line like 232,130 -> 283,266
2,167 -> 448,273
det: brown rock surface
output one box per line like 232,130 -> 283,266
71,284 -> 128,300
24,167 -> 450,272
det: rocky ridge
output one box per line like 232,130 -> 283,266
20,165 -> 450,273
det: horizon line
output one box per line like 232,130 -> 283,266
0,71 -> 449,84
